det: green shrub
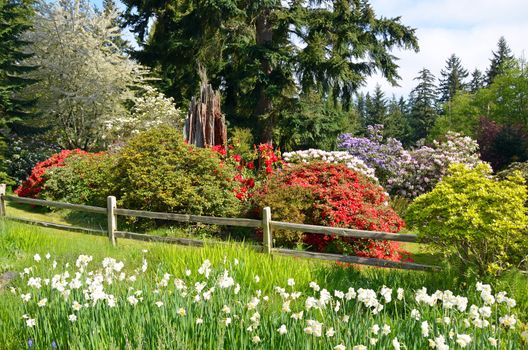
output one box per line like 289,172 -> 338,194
497,161 -> 528,182
251,179 -> 315,246
406,163 -> 528,275
42,153 -> 117,207
114,127 -> 242,218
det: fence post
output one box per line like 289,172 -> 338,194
0,184 -> 6,217
262,206 -> 272,254
107,196 -> 117,246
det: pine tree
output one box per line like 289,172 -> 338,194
469,69 -> 485,93
438,54 -> 469,104
486,36 -> 515,85
122,0 -> 419,144
408,68 -> 438,142
364,85 -> 386,127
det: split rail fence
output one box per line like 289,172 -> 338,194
0,184 -> 437,271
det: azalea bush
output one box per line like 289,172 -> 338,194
339,126 -> 483,198
211,143 -> 283,201
5,251 -> 526,349
282,149 -> 378,183
253,162 -> 407,261
406,163 -> 528,276
14,149 -> 90,198
41,153 -> 117,207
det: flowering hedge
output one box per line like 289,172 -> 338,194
282,149 -> 378,183
15,149 -> 90,198
253,163 -> 408,261
338,126 -> 483,198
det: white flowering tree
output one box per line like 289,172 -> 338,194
20,0 -> 161,150
104,85 -> 183,141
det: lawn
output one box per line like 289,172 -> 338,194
0,220 -> 526,349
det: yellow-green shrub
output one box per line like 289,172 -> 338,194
406,163 -> 528,275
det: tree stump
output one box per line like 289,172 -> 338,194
184,84 -> 227,148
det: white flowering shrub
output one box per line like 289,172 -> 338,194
9,252 -> 525,349
283,149 -> 378,182
105,85 -> 184,140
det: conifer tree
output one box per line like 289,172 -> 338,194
409,68 -> 438,141
122,0 -> 419,144
0,0 -> 35,126
469,69 -> 485,93
486,36 -> 515,85
0,0 -> 35,173
364,85 -> 387,127
438,54 -> 469,104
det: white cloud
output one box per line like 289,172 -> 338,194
363,0 -> 528,97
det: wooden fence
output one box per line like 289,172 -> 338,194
0,184 -> 437,271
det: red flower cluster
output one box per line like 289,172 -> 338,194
265,162 -> 409,262
258,144 -> 281,174
15,149 -> 90,198
211,143 -> 282,201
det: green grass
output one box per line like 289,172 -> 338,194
0,220 -> 527,349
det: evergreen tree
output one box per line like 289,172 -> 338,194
438,54 -> 469,104
0,0 -> 35,174
383,95 -> 410,142
102,0 -> 129,53
122,0 -> 419,144
0,0 -> 35,125
408,68 -> 438,142
364,85 -> 386,127
355,92 -> 367,126
469,69 -> 485,93
486,36 -> 515,85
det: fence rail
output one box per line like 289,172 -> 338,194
0,184 -> 437,271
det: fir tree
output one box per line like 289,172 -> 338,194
438,54 -> 469,104
0,0 -> 36,172
0,0 -> 35,125
408,68 -> 438,142
469,69 -> 485,93
122,0 -> 419,144
364,85 -> 386,127
486,36 -> 515,85
383,95 -> 410,142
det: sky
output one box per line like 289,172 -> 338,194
93,0 -> 528,98
362,0 -> 528,97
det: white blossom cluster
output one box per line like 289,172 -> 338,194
283,149 -> 378,182
104,85 -> 184,140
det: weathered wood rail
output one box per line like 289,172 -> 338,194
0,185 -> 436,271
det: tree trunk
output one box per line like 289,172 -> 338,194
255,8 -> 274,145
184,83 -> 227,148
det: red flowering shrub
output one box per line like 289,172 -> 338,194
211,143 -> 283,201
15,149 -> 89,198
253,162 -> 410,261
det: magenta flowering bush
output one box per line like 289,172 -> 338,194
338,126 -> 483,198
